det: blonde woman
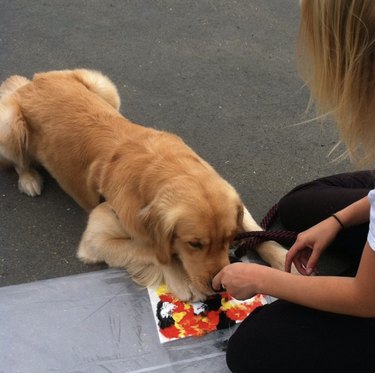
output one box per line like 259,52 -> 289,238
212,1 -> 375,371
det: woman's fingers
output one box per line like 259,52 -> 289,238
212,271 -> 223,292
285,239 -> 307,272
305,249 -> 321,275
293,251 -> 310,275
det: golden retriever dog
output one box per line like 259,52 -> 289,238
0,69 -> 289,301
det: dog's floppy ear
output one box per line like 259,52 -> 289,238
139,199 -> 178,265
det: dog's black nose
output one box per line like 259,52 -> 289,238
211,282 -> 226,293
229,254 -> 242,264
218,284 -> 226,292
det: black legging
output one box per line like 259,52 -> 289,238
226,171 -> 375,373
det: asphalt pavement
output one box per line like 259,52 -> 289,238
0,0 -> 353,287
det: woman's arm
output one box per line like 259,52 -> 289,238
213,243 -> 375,317
262,243 -> 375,317
213,195 -> 375,317
285,196 -> 371,275
334,196 -> 370,228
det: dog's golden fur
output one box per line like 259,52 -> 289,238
0,69 -> 289,300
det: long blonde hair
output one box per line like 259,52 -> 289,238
298,0 -> 375,163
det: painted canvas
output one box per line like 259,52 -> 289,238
148,284 -> 267,343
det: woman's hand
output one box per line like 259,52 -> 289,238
285,216 -> 342,275
212,262 -> 262,300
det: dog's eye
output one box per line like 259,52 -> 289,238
188,241 -> 203,250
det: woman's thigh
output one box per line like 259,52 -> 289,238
279,170 -> 375,230
226,299 -> 375,373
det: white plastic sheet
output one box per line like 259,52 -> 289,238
0,269 -> 236,372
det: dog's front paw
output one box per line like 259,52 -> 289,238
18,170 -> 43,197
77,251 -> 101,265
167,281 -> 208,302
77,239 -> 102,265
188,285 -> 210,302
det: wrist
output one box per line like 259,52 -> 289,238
330,213 -> 345,230
250,263 -> 268,294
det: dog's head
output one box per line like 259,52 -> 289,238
139,176 -> 244,298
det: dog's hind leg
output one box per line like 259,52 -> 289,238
0,76 -> 43,196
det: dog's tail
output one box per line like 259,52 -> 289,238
0,75 -> 30,101
73,69 -> 121,111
